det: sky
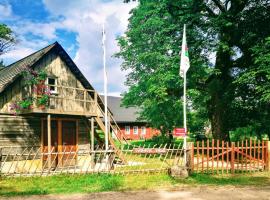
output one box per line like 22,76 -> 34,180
0,0 -> 138,96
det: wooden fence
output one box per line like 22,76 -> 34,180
190,139 -> 269,174
0,144 -> 185,177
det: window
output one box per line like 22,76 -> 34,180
47,77 -> 57,94
133,126 -> 138,135
125,126 -> 130,135
141,126 -> 146,135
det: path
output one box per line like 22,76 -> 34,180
1,185 -> 269,200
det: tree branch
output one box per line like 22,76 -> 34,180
211,0 -> 226,12
204,4 -> 217,17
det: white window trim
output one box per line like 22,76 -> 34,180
46,77 -> 58,94
125,126 -> 130,135
133,126 -> 138,135
141,126 -> 146,135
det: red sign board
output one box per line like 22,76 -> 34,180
173,128 -> 186,137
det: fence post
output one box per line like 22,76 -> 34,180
187,142 -> 194,173
231,142 -> 235,174
0,147 -> 2,175
266,141 -> 270,171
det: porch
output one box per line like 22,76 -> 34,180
21,84 -> 102,117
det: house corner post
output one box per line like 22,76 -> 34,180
47,114 -> 51,169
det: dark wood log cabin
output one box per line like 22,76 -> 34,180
0,42 -> 124,167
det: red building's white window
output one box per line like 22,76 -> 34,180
133,126 -> 138,135
141,126 -> 146,135
125,126 -> 130,135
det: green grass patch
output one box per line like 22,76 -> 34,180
0,172 -> 269,196
0,173 -> 176,196
186,172 -> 270,186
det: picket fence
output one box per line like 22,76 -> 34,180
190,139 -> 269,174
0,143 -> 185,177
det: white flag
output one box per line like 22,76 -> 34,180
180,24 -> 190,77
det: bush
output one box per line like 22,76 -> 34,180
229,125 -> 269,141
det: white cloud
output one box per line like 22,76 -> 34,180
11,21 -> 60,40
1,47 -> 34,65
1,36 -> 49,65
43,0 -> 138,94
2,0 -> 137,95
0,3 -> 12,20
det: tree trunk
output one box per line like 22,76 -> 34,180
207,45 -> 232,141
210,92 -> 230,141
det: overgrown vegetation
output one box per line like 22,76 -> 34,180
119,0 -> 270,141
10,69 -> 50,114
0,172 -> 269,196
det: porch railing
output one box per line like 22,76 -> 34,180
24,84 -> 99,116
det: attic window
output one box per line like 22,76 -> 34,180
47,77 -> 57,94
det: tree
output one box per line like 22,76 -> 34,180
117,1 -> 209,136
233,37 -> 270,137
0,24 -> 16,56
119,0 -> 270,140
0,60 -> 5,70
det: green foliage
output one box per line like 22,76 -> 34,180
37,94 -> 49,107
117,0 -> 209,135
118,0 -> 270,140
18,98 -> 33,109
0,24 -> 16,55
22,69 -> 47,85
10,69 -> 50,114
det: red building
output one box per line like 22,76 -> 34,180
104,96 -> 160,140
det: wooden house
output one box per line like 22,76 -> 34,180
0,42 -> 125,169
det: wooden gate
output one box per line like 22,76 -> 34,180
191,139 -> 269,174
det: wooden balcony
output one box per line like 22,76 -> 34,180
23,85 -> 100,116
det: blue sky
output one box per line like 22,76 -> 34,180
0,0 -> 137,96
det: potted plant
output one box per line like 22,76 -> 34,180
37,94 -> 50,109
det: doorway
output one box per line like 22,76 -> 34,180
42,118 -> 78,167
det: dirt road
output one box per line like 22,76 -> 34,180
1,186 -> 269,200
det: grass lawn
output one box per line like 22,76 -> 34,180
0,172 -> 269,196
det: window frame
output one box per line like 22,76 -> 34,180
141,126 -> 146,135
133,126 -> 138,135
125,126 -> 130,135
46,77 -> 58,94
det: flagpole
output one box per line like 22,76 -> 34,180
183,71 -> 187,167
180,24 -> 188,167
102,23 -> 109,152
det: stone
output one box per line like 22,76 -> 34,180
169,165 -> 189,179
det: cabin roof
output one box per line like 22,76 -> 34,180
0,42 -> 96,93
0,43 -> 55,93
0,42 -> 106,111
101,95 -> 144,123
